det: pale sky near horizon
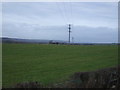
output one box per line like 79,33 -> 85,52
2,2 -> 118,43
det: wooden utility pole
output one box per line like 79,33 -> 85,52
68,24 -> 71,43
72,37 -> 74,43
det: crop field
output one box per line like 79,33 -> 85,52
2,43 -> 118,87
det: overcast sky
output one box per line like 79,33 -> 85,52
2,2 -> 118,43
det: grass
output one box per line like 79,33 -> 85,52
2,43 -> 118,87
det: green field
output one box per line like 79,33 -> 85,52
2,44 -> 118,87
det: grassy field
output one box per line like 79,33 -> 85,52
2,43 -> 118,87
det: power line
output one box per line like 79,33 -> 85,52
55,1 -> 74,43
62,2 -> 70,24
55,2 -> 67,25
69,0 -> 73,24
55,1 -> 74,25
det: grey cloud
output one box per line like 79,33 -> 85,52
2,2 -> 118,43
2,23 -> 118,43
72,26 -> 118,43
2,2 -> 118,28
